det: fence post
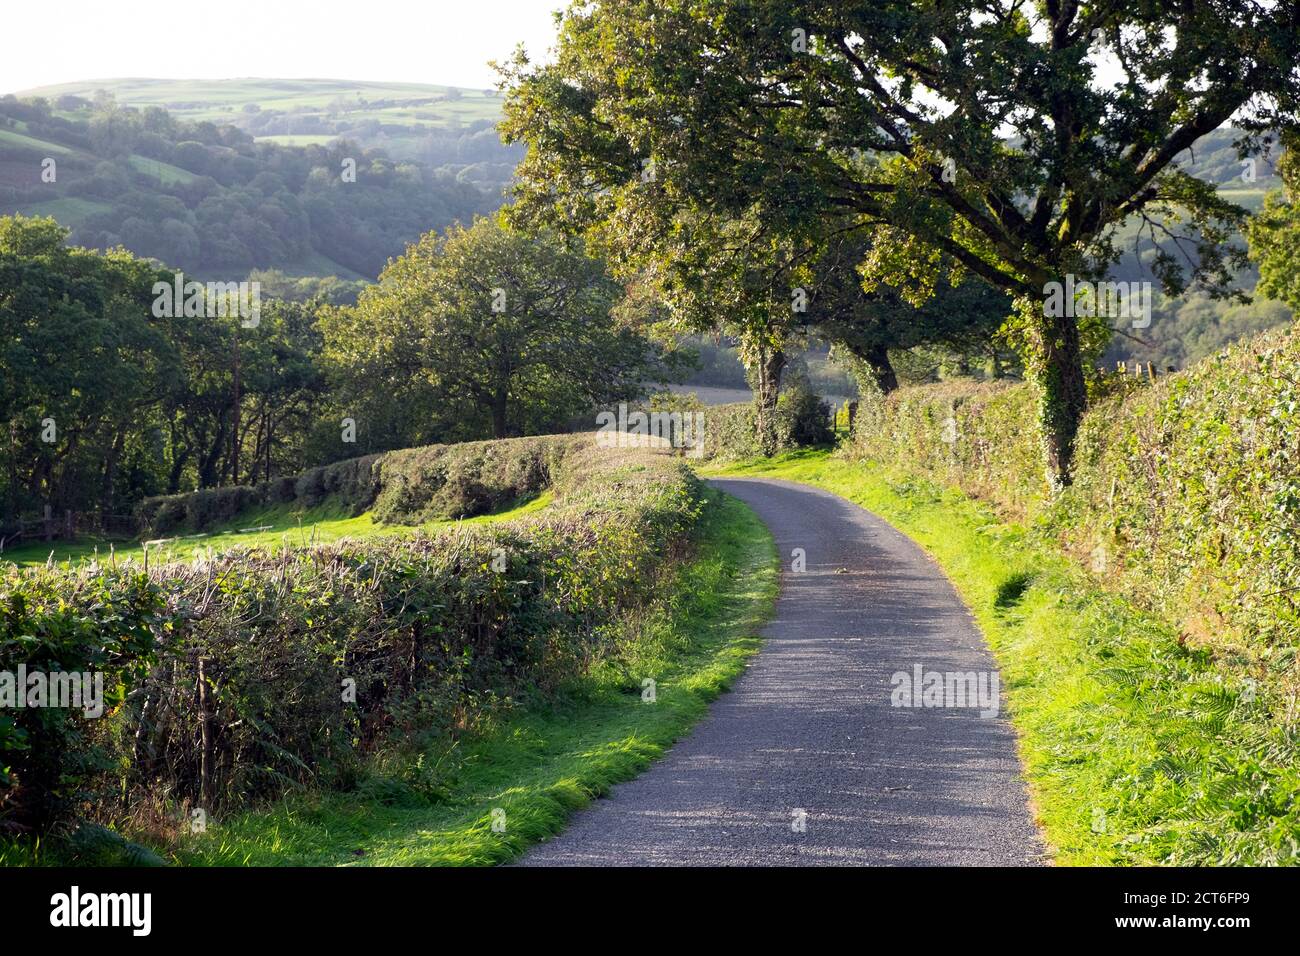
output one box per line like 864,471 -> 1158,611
847,401 -> 858,436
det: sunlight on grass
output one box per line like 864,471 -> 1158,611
1,492 -> 553,568
162,489 -> 775,866
708,450 -> 1300,866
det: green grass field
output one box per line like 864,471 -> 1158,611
0,128 -> 73,155
127,153 -> 198,184
11,197 -> 113,228
0,492 -> 552,568
705,449 -> 1300,866
253,134 -> 338,147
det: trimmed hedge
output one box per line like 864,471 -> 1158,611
849,379 -> 1048,517
846,327 -> 1300,649
1,436 -> 704,831
135,435 -> 583,536
1065,329 -> 1300,646
372,436 -> 575,525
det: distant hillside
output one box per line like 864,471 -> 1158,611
0,84 -> 514,281
1099,128 -> 1293,369
18,78 -> 520,185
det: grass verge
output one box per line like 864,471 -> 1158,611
705,449 -> 1300,866
50,488 -> 774,867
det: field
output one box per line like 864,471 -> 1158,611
11,197 -> 113,227
21,78 -> 505,163
0,492 -> 553,568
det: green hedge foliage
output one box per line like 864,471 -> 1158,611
135,435 -> 584,536
847,328 -> 1300,650
2,437 -> 703,832
702,384 -> 835,460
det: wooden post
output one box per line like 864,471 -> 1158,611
1146,362 -> 1155,381
198,657 -> 213,811
847,401 -> 859,435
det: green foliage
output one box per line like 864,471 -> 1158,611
1103,290 -> 1293,371
0,568 -> 165,829
702,384 -> 833,461
371,436 -> 573,525
161,489 -> 774,867
0,93 -> 496,278
1,435 -> 705,834
772,381 -> 834,449
1247,137 -> 1300,314
0,214 -> 335,533
848,323 -> 1300,651
318,217 -> 662,446
501,0 -> 1300,483
1066,327 -> 1300,648
849,378 -> 1048,515
137,436 -> 582,535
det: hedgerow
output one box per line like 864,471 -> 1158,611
1,436 -> 703,833
701,384 -> 835,460
134,435 -> 583,537
846,326 -> 1300,654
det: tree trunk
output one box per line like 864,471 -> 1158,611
1033,309 -> 1088,490
491,385 -> 509,439
100,427 -> 125,517
863,342 -> 899,394
753,346 -> 786,456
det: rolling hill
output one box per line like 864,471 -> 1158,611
0,82 -> 515,283
18,78 -> 514,172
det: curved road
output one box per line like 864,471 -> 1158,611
521,478 -> 1045,866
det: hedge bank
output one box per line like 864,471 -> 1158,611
135,435 -> 583,536
1,435 -> 703,832
847,326 -> 1300,652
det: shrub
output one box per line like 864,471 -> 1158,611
702,388 -> 834,461
0,570 -> 165,830
773,382 -> 834,449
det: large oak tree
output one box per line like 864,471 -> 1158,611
501,0 -> 1300,485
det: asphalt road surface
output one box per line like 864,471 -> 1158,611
520,477 -> 1045,866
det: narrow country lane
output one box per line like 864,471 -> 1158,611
520,478 -> 1046,866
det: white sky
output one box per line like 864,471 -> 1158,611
1,0 -> 564,95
